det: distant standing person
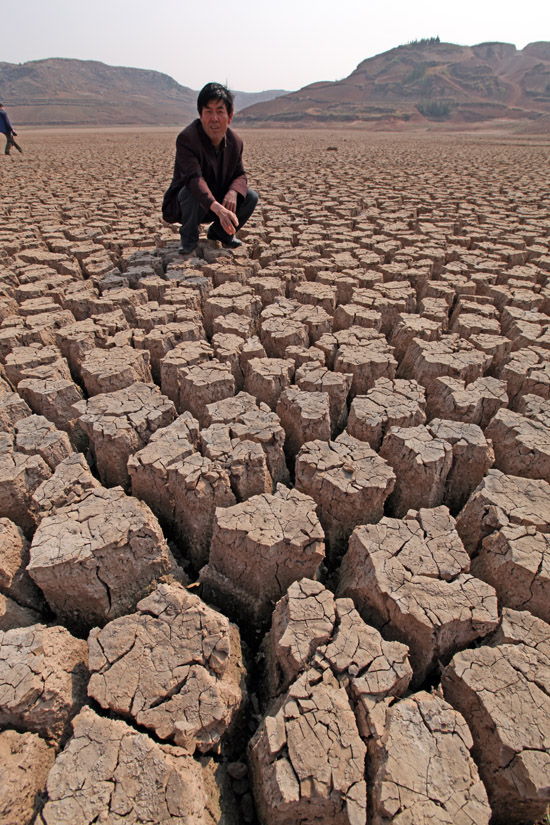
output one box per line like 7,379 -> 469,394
162,82 -> 258,255
0,104 -> 22,155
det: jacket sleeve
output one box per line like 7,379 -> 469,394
0,111 -> 13,134
227,138 -> 248,198
174,130 -> 216,211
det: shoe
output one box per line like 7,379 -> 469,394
178,242 -> 196,255
207,227 -> 242,249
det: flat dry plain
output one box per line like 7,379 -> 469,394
0,128 -> 550,825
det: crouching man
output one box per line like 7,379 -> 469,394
162,82 -> 258,255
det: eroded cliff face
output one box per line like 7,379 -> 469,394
236,40 -> 550,129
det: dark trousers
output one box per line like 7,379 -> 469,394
178,187 -> 258,246
4,134 -> 22,155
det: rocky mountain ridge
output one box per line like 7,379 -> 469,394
236,39 -> 550,131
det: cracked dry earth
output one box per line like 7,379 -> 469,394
0,128 -> 549,825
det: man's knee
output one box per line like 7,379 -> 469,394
237,188 -> 259,224
245,188 -> 259,209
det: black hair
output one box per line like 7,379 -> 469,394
197,83 -> 234,116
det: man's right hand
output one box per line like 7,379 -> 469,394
211,202 -> 239,236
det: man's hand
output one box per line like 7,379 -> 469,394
222,190 -> 237,214
211,201 -> 239,236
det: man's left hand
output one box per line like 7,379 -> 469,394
222,190 -> 237,213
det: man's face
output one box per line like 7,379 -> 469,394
200,98 -> 232,148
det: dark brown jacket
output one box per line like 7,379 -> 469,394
162,119 -> 248,223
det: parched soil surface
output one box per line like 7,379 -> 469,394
0,128 -> 549,825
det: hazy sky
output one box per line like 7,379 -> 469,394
3,0 -> 548,93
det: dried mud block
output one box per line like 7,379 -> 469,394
471,525 -> 550,622
80,345 -> 152,396
248,275 -> 286,306
267,579 -> 336,690
203,284 -> 261,338
397,335 -> 491,398
200,424 -> 273,501
450,311 -> 502,340
0,517 -> 43,611
499,346 -> 550,408
427,375 -> 508,427
294,282 -> 337,314
88,583 -> 245,753
249,667 -> 367,825
160,339 -> 214,408
491,607 -> 550,650
0,729 -> 55,825
0,392 -> 31,432
470,332 -> 513,373
502,308 -> 550,351
292,303 -> 333,343
31,453 -> 101,521
332,302 -> 382,333
347,378 -> 426,450
417,296 -> 450,327
442,634 -> 550,825
276,387 -> 331,459
244,357 -> 294,411
205,393 -> 289,486
212,311 -> 258,339
200,486 -> 325,627
380,425 -> 453,518
27,487 -> 177,629
368,691 -> 491,825
262,298 -> 332,344
455,469 -> 550,555
389,314 -> 443,363
295,363 -> 352,434
228,438 -> 273,501
90,308 -> 129,339
427,419 -> 495,514
89,286 -> 148,326
211,333 -> 248,390
485,408 -> 550,482
517,392 -> 550,428
338,508 -> 498,686
237,336 -> 267,383
4,344 -> 70,387
128,412 -> 199,524
295,434 -> 395,558
284,344 -> 325,369
260,317 -> 309,358
133,300 -> 176,331
172,453 -> 236,570
20,296 -> 61,318
135,319 -> 205,383
329,327 -> 397,397
74,382 -> 176,490
0,450 -> 51,534
55,318 -> 103,375
39,705 -> 238,825
0,593 -> 41,630
14,414 -> 73,472
0,624 -> 88,745
179,362 -> 236,426
267,579 -> 412,700
17,376 -> 84,438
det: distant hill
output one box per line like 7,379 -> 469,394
0,58 -> 288,126
235,39 -> 550,130
233,90 -> 288,111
